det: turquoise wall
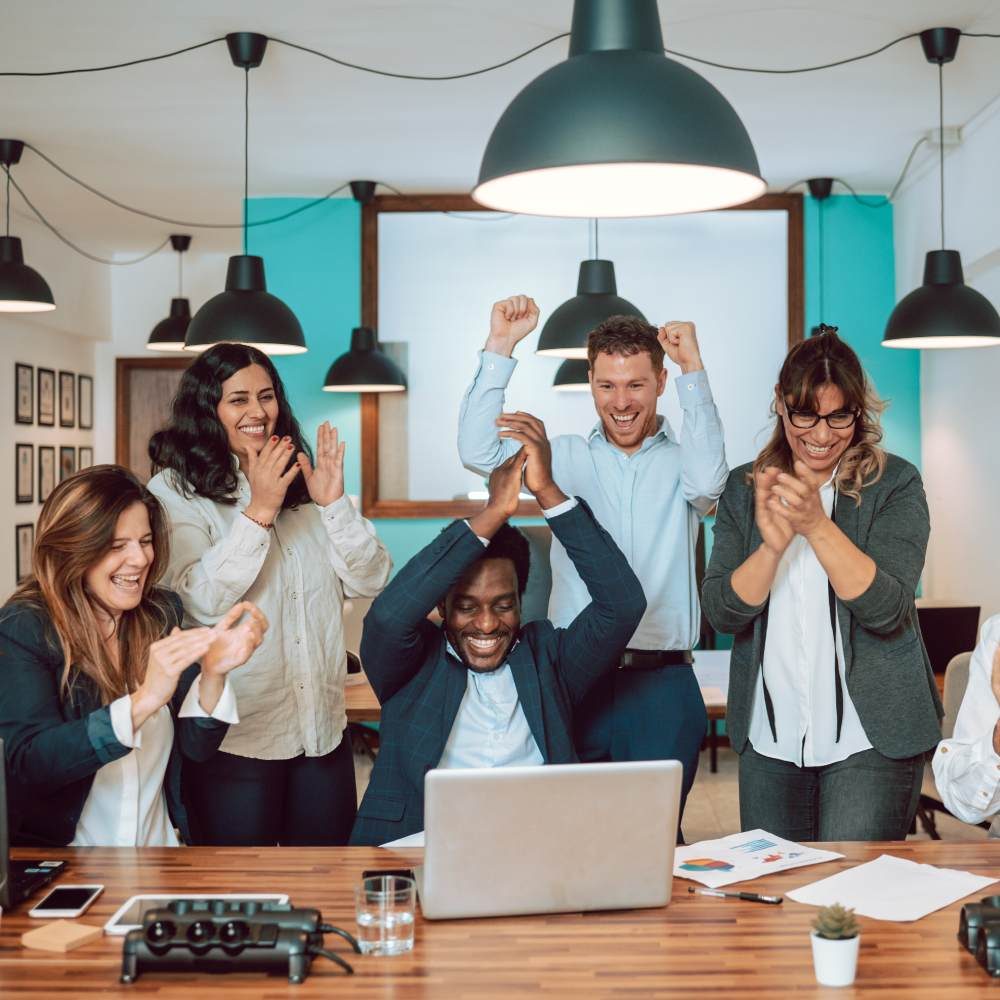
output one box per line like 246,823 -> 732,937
250,194 -> 918,580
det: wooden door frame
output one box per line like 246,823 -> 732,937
115,356 -> 192,468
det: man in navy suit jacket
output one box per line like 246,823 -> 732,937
350,412 -> 646,846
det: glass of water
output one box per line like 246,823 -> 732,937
354,875 -> 416,956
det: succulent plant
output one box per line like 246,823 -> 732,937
812,903 -> 860,940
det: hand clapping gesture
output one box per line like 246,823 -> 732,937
486,450 -> 529,520
244,435 -> 301,525
485,295 -> 540,357
201,601 -> 269,678
767,460 -> 828,537
753,467 -> 795,558
656,321 -> 704,374
297,422 -> 346,508
496,411 -> 557,499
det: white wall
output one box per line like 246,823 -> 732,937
894,96 -> 1000,619
0,217 -> 110,590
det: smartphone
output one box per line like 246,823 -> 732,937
28,884 -> 104,919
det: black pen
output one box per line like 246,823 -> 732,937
688,886 -> 783,904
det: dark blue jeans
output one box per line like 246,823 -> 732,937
576,664 -> 708,820
738,743 -> 924,842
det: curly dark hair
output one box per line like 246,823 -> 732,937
149,344 -> 313,507
446,522 -> 531,597
587,315 -> 664,372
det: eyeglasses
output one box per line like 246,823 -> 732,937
786,407 -> 859,430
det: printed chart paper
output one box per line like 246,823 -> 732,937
674,829 -> 843,888
787,854 -> 998,921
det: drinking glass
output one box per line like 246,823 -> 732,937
354,875 -> 415,955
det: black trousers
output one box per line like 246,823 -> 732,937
184,733 -> 357,846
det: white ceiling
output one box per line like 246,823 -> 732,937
3,0 -> 1000,253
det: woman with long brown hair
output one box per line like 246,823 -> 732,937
702,327 -> 942,840
0,466 -> 265,846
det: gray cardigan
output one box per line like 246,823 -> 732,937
702,453 -> 942,760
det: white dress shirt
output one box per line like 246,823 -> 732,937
458,352 -> 728,649
147,468 -> 391,760
72,676 -> 238,847
933,614 -> 1000,834
748,478 -> 873,767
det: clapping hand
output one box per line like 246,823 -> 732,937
244,435 -> 301,525
202,601 -> 268,677
486,295 -> 540,357
754,467 -> 795,557
486,450 -> 528,519
298,422 -> 346,508
656,321 -> 703,373
768,461 -> 828,537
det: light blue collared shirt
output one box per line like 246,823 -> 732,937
458,352 -> 728,650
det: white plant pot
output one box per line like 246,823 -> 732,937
810,931 -> 860,987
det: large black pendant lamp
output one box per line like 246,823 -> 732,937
538,220 -> 646,359
808,178 -> 833,338
147,234 -> 192,351
473,0 -> 764,218
552,359 -> 591,391
0,139 -> 55,313
883,29 -> 1000,349
322,182 -> 406,392
185,34 -> 306,355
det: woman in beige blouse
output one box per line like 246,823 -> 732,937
148,344 -> 391,845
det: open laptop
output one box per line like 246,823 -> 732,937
0,738 -> 65,910
416,760 -> 681,920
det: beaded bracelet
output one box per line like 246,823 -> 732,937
241,511 -> 273,530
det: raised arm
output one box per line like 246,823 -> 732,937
658,322 -> 728,514
457,295 -> 540,475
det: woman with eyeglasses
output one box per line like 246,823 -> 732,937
702,328 -> 942,841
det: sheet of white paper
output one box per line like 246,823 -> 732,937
379,831 -> 425,849
674,829 -> 842,888
787,853 -> 997,921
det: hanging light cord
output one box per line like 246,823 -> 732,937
177,247 -> 183,296
244,67 -> 250,255
817,199 -> 825,321
938,62 -> 946,249
5,170 -> 169,265
2,28 -> 998,79
4,167 -> 9,237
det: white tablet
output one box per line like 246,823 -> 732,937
103,893 -> 289,935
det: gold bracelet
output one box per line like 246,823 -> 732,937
241,510 -> 273,530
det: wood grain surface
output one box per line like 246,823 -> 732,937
2,842 -> 999,997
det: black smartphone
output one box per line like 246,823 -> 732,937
362,868 -> 415,881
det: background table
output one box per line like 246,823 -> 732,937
2,842 -> 998,997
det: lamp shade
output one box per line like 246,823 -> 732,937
883,250 -> 1000,349
323,327 -> 407,392
0,236 -> 55,312
184,255 -> 306,355
147,298 -> 191,351
537,259 -> 646,359
553,359 -> 591,391
473,0 -> 764,217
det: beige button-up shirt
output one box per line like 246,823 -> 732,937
147,468 -> 392,759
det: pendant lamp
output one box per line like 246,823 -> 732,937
322,182 -> 407,393
473,0 -> 764,218
185,34 -> 306,354
147,235 -> 192,351
883,29 -> 1000,349
537,220 -> 646,359
808,178 -> 833,338
0,139 -> 55,313
552,359 -> 591,391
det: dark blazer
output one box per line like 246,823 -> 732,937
702,454 -> 943,760
349,500 -> 646,846
0,590 -> 229,846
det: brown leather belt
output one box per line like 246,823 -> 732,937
618,649 -> 694,670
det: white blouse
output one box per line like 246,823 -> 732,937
147,468 -> 391,760
71,676 -> 238,847
748,478 -> 873,767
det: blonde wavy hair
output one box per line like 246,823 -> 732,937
8,465 -> 172,703
752,327 -> 886,503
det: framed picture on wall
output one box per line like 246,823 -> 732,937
15,363 -> 33,425
37,367 -> 55,426
16,443 -> 33,503
38,445 -> 55,502
59,371 -> 75,428
59,445 -> 76,482
78,446 -> 93,470
15,523 -> 34,583
78,374 -> 93,430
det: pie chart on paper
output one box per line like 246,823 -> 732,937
679,858 -> 735,873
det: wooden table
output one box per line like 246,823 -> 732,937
3,842 -> 999,997
344,673 -> 381,723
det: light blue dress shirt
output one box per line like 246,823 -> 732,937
458,351 -> 728,650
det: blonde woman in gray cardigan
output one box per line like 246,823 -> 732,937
702,328 -> 941,841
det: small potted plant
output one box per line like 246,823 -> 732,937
811,903 -> 861,987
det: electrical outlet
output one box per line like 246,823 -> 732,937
925,126 -> 962,147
